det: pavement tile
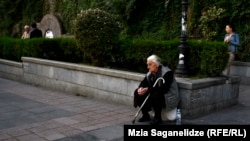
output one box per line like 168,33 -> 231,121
72,109 -> 91,114
87,125 -> 123,141
54,133 -> 99,141
86,106 -> 103,112
101,111 -> 119,117
70,114 -> 91,122
1,139 -> 18,141
79,125 -> 99,132
53,117 -> 80,125
60,129 -> 83,137
26,106 -> 57,114
113,113 -> 132,119
4,128 -> 30,137
53,126 -> 75,133
40,120 -> 65,129
36,130 -> 66,141
0,106 -> 20,113
0,133 -> 11,140
18,123 -> 43,130
16,134 -> 47,141
81,111 -> 97,117
88,114 -> 106,120
96,116 -> 117,123
28,125 -> 50,133
92,109 -> 111,114
86,119 -> 105,126
89,123 -> 111,129
69,122 -> 91,131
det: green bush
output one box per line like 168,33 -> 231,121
116,38 -> 179,73
198,6 -> 226,41
0,37 -> 228,77
117,38 -> 228,77
187,40 -> 228,77
0,37 -> 25,61
73,8 -> 121,67
0,37 -> 83,63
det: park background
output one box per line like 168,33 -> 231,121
0,0 -> 250,77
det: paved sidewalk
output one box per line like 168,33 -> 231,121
0,78 -> 250,141
0,78 -> 136,141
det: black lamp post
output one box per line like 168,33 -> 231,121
176,0 -> 189,77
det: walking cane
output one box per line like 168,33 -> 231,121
132,77 -> 165,124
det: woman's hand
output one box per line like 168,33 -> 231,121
224,36 -> 231,43
137,87 -> 148,96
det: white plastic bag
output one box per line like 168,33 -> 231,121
161,107 -> 177,121
149,107 -> 177,121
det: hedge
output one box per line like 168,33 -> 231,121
0,37 -> 83,63
0,37 -> 228,77
114,38 -> 228,77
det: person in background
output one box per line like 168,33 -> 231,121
21,25 -> 30,39
29,22 -> 42,38
223,24 -> 240,77
45,29 -> 54,39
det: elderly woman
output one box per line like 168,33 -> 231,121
133,54 -> 180,125
21,25 -> 30,39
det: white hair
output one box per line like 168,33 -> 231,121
147,54 -> 161,66
24,25 -> 29,29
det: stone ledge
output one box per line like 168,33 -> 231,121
176,76 -> 240,90
176,77 -> 226,90
21,57 -> 145,81
231,61 -> 250,85
0,59 -> 22,67
232,61 -> 250,67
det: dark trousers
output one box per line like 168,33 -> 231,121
133,89 -> 151,115
134,89 -> 164,121
151,96 -> 163,121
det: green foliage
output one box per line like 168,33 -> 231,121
0,0 -> 45,37
1,0 -> 250,46
186,40 -> 228,76
54,0 -> 88,34
0,37 -> 229,77
73,8 -> 121,66
117,38 -> 228,77
186,40 -> 203,76
0,37 -> 83,63
123,0 -> 181,40
51,0 -> 181,40
0,38 -> 24,61
198,6 -> 226,41
193,41 -> 228,77
1,0 -> 250,73
117,38 -> 179,73
56,38 -> 82,62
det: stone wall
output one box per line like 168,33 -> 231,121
0,57 -> 240,119
177,77 -> 240,118
231,61 -> 250,85
21,57 -> 142,106
0,59 -> 23,82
